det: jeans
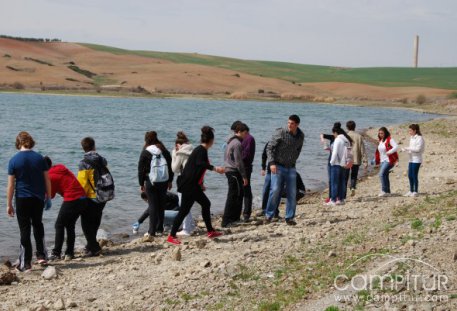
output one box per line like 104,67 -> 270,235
261,173 -> 280,216
170,188 -> 214,237
222,171 -> 244,226
15,197 -> 47,269
242,166 -> 253,220
379,161 -> 393,193
327,163 -> 332,199
408,162 -> 421,193
53,198 -> 85,256
144,179 -> 168,235
81,199 -> 105,253
330,165 -> 347,202
346,164 -> 360,190
265,165 -> 296,220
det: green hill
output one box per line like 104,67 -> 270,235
82,43 -> 457,90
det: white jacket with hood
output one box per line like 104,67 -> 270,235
330,134 -> 351,166
171,144 -> 193,175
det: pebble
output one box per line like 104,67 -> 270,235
172,248 -> 182,261
41,266 -> 58,280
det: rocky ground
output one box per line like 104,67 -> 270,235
1,117 -> 457,311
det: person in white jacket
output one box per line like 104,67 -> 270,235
325,126 -> 353,206
171,131 -> 195,236
402,124 -> 425,197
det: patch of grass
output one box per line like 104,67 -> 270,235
258,301 -> 281,311
415,94 -> 426,104
411,219 -> 424,230
233,264 -> 260,282
24,57 -> 53,66
67,65 -> 97,79
82,43 -> 457,89
446,215 -> 456,221
432,216 -> 442,229
447,92 -> 457,99
324,307 -> 341,311
3,54 -> 11,58
343,231 -> 366,245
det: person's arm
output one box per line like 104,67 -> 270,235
171,149 -> 182,174
163,149 -> 174,187
267,129 -> 282,173
386,138 -> 399,154
323,134 -> 334,141
44,171 -> 52,199
407,136 -> 425,153
329,139 -> 340,166
234,144 -> 247,179
261,143 -> 268,171
195,148 -> 214,171
137,150 -> 149,189
6,175 -> 15,217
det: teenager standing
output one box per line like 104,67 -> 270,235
168,126 -> 225,245
138,131 -> 174,237
241,125 -> 256,222
375,127 -> 399,197
402,124 -> 425,197
346,121 -> 368,197
6,132 -> 52,271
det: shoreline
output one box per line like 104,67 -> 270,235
1,116 -> 456,310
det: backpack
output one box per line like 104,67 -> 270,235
84,157 -> 115,203
147,146 -> 169,183
344,146 -> 354,169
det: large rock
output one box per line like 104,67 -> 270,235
0,265 -> 18,285
172,248 -> 182,261
53,298 -> 65,310
41,266 -> 58,280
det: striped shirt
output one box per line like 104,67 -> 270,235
267,127 -> 304,168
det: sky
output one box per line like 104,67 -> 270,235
1,0 -> 456,67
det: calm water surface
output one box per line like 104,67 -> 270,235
0,93 -> 436,258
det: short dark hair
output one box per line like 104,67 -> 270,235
230,120 -> 243,131
201,126 -> 215,143
234,123 -> 248,133
289,115 -> 300,124
81,137 -> 95,152
44,156 -> 52,169
346,120 -> 356,131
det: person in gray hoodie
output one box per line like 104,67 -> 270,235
222,123 -> 248,227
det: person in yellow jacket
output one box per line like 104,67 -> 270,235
77,137 -> 109,257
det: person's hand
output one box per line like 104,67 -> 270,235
243,178 -> 248,186
261,169 -> 266,176
201,184 -> 207,192
215,167 -> 225,174
168,182 -> 172,190
140,186 -> 145,193
320,134 -> 324,142
175,144 -> 181,151
270,165 -> 277,174
44,198 -> 52,211
7,205 -> 14,217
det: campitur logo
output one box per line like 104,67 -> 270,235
333,254 -> 451,304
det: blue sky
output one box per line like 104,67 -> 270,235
1,0 -> 456,67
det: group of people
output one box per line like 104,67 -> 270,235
7,133 -> 111,272
5,114 -> 424,272
320,121 -> 425,206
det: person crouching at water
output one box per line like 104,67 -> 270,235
325,127 -> 353,206
222,123 -> 249,228
6,131 -> 52,271
402,124 -> 425,197
44,156 -> 87,261
167,126 -> 225,245
138,131 -> 174,238
375,127 -> 399,197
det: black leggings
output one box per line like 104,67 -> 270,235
170,189 -> 213,237
52,199 -> 85,256
15,197 -> 47,269
222,171 -> 244,226
81,199 -> 105,253
145,179 -> 168,235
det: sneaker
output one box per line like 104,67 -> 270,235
324,198 -> 331,203
167,235 -> 181,245
273,215 -> 282,220
207,231 -> 223,239
36,258 -> 48,266
411,192 -> 419,197
48,253 -> 61,261
351,188 -> 356,197
255,210 -> 265,217
324,200 -> 336,206
378,192 -> 389,197
83,249 -> 101,257
15,264 -> 32,273
176,230 -> 191,237
285,219 -> 297,226
264,218 -> 272,225
336,200 -> 345,205
403,191 -> 413,197
64,254 -> 75,261
132,222 -> 140,234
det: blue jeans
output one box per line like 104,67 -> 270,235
330,165 -> 346,202
408,162 -> 421,193
265,165 -> 296,220
164,210 -> 178,227
261,173 -> 280,216
379,162 -> 393,193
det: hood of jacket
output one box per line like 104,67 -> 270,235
338,134 -> 350,147
146,145 -> 162,156
176,143 -> 193,156
49,164 -> 70,177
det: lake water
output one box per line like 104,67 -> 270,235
0,93 -> 436,258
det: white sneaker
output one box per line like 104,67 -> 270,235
378,192 -> 389,197
324,200 -> 337,206
403,191 -> 413,197
176,230 -> 191,236
336,200 -> 345,205
411,192 -> 419,197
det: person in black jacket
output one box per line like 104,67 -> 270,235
167,126 -> 225,245
138,131 -> 174,237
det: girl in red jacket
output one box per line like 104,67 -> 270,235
375,127 -> 399,197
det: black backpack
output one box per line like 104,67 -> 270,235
84,157 -> 115,203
